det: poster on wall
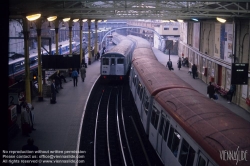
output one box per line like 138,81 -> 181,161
214,23 -> 221,58
224,24 -> 233,63
192,23 -> 200,50
214,23 -> 233,62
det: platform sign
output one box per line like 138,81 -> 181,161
231,63 -> 249,85
8,93 -> 19,105
166,40 -> 173,49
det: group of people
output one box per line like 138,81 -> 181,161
166,58 -> 184,71
207,82 -> 236,103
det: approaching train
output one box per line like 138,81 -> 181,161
100,32 -> 134,80
129,36 -> 250,166
8,41 -> 81,86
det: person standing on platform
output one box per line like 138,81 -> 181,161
22,138 -> 39,166
207,82 -> 215,99
80,65 -> 86,82
191,64 -> 197,79
227,84 -> 236,103
21,102 -> 32,137
50,79 -> 58,104
167,59 -> 173,70
72,68 -> 79,87
177,57 -> 182,70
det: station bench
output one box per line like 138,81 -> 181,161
212,83 -> 228,98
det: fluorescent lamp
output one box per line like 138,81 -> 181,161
73,19 -> 79,22
103,20 -> 107,22
170,20 -> 175,22
26,14 -> 41,21
47,16 -> 57,21
177,19 -> 183,22
91,19 -> 95,22
216,17 -> 226,23
82,19 -> 87,22
63,18 -> 71,22
98,20 -> 102,22
192,18 -> 198,21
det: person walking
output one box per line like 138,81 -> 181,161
191,64 -> 197,79
22,138 -> 39,166
207,82 -> 215,99
177,57 -> 182,70
167,59 -> 173,70
80,65 -> 86,82
227,84 -> 236,103
71,68 -> 79,87
50,79 -> 58,104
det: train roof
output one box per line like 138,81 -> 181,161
132,58 -> 193,96
112,32 -> 128,44
127,35 -> 152,48
106,39 -> 133,56
132,47 -> 158,61
155,88 -> 250,166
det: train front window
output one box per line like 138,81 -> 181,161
167,126 -> 181,157
178,139 -> 195,166
102,58 -> 109,65
117,58 -> 124,64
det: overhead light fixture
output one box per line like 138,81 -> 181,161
103,20 -> 107,22
162,20 -> 169,22
82,19 -> 87,22
170,20 -> 175,22
63,18 -> 71,22
98,20 -> 102,22
177,19 -> 183,22
216,17 -> 226,23
26,14 -> 41,21
192,18 -> 198,21
73,19 -> 79,22
47,16 -> 57,21
91,19 -> 95,22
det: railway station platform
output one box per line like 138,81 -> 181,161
7,47 -> 250,166
7,60 -> 101,165
152,48 -> 250,123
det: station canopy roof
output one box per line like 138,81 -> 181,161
9,0 -> 250,22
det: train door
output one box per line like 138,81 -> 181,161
158,115 -> 170,163
149,104 -> 160,148
110,58 -> 116,75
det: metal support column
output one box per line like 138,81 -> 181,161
88,19 -> 91,65
37,28 -> 43,101
80,20 -> 83,64
69,26 -> 72,54
55,19 -> 59,55
23,18 -> 31,103
95,20 -> 98,56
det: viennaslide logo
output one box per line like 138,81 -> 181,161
219,146 -> 248,165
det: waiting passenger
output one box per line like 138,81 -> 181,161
191,64 -> 197,79
177,57 -> 182,70
227,84 -> 236,104
80,65 -> 86,82
71,69 -> 79,87
207,82 -> 215,99
50,79 -> 58,104
59,72 -> 67,83
167,59 -> 173,70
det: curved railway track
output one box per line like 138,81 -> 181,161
79,79 -> 163,166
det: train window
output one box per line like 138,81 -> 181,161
117,58 -> 124,64
150,106 -> 160,129
163,119 -> 170,141
143,94 -> 149,115
167,126 -> 181,157
178,139 -> 195,166
197,155 -> 207,166
139,87 -> 144,100
133,74 -> 137,85
111,58 -> 115,65
137,81 -> 141,96
158,116 -> 165,136
102,58 -> 109,65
